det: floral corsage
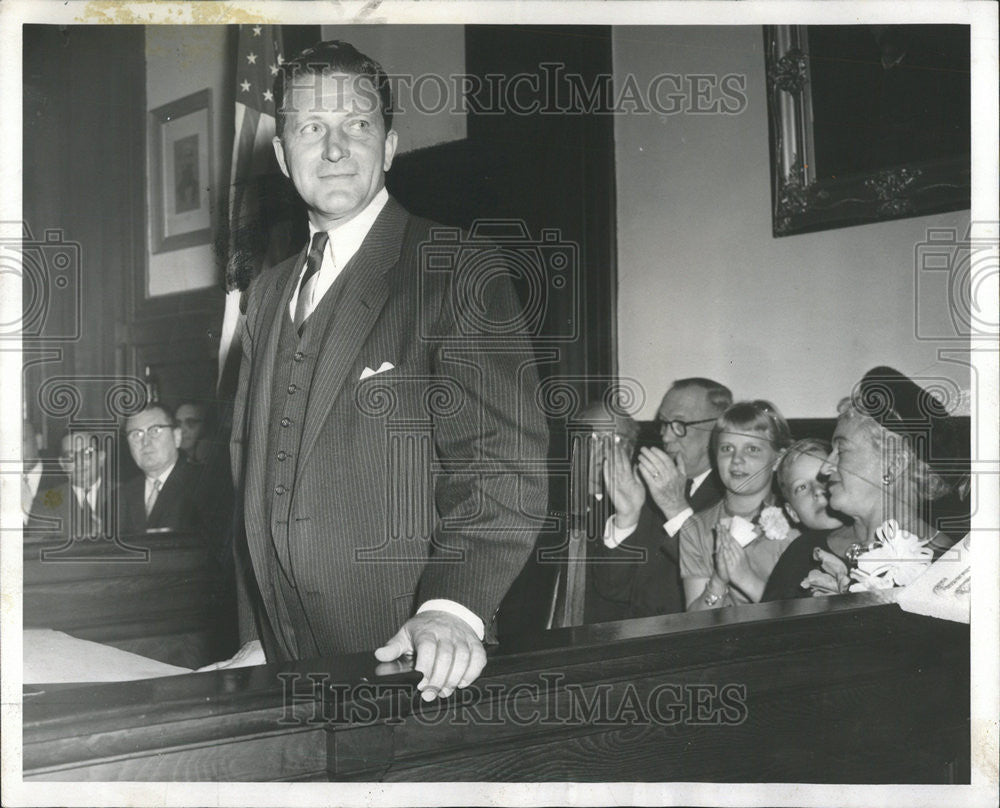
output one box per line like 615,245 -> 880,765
758,506 -> 791,541
847,519 -> 934,592
720,506 -> 791,547
800,519 -> 933,596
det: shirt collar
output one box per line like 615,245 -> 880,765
146,460 -> 176,489
72,479 -> 101,500
689,468 -> 712,495
307,187 -> 389,265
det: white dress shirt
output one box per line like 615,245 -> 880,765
144,461 -> 177,507
71,480 -> 102,514
288,187 -> 390,322
603,468 -> 712,548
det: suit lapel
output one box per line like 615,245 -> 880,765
691,469 -> 724,512
147,465 -> 181,529
298,199 -> 409,470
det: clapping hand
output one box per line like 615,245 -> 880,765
637,447 -> 688,520
602,440 -> 646,528
715,525 -> 751,587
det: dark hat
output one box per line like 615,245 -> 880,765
850,366 -> 969,478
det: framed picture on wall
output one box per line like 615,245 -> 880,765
764,25 -> 971,237
147,88 -> 213,253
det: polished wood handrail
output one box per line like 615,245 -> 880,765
22,594 -> 969,782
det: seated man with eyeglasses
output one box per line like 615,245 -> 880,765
589,378 -> 732,619
26,430 -> 109,541
119,404 -> 205,536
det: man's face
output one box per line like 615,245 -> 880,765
176,404 -> 206,453
125,408 -> 181,477
273,71 -> 398,230
656,386 -> 717,476
59,432 -> 104,488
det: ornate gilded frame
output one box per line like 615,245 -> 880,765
764,25 -> 970,237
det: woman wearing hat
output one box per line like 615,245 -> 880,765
802,366 -> 962,595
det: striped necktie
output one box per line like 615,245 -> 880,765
293,231 -> 330,336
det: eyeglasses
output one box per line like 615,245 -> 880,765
126,424 -> 173,443
656,417 -> 716,438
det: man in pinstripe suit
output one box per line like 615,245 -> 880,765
206,41 -> 548,701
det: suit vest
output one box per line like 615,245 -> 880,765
263,266 -> 350,574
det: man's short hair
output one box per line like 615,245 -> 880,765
126,403 -> 176,427
670,377 -> 733,414
274,39 -> 393,137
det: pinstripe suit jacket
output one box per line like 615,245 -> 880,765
231,197 -> 548,657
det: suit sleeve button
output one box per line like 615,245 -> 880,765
281,417 -> 291,427
287,384 -> 297,394
274,485 -> 287,495
293,351 -> 305,362
277,451 -> 288,461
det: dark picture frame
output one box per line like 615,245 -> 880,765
764,25 -> 970,237
147,88 -> 213,253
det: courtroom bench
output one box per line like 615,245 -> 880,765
22,593 -> 969,783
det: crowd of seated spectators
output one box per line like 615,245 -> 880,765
583,365 -> 969,619
23,395 -> 238,657
22,366 -> 968,658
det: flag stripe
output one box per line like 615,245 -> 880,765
219,25 -> 285,388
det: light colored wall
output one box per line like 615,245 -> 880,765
145,26 -> 229,297
613,26 -> 970,418
320,25 -> 467,154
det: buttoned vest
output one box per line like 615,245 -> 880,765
263,265 -> 350,574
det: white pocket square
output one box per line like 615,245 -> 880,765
360,361 -> 395,380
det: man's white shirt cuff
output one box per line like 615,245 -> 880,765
663,507 -> 694,537
603,515 -> 638,548
417,599 -> 485,640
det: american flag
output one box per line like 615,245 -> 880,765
218,24 -> 289,388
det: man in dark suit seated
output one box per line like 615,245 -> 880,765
27,429 -> 109,541
119,404 -> 204,535
587,378 -> 732,621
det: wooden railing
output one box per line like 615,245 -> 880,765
22,594 -> 969,783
